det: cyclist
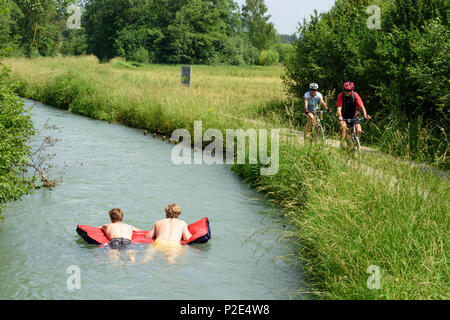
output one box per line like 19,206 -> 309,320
304,83 -> 331,138
336,82 -> 371,142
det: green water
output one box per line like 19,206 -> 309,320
0,99 -> 306,300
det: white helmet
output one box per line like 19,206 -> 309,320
309,83 -> 319,90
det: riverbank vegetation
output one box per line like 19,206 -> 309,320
233,143 -> 449,299
0,58 -> 34,218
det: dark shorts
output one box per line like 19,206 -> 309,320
341,117 -> 360,127
108,238 -> 132,250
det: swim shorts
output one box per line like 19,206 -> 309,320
153,238 -> 184,254
108,238 -> 132,250
154,238 -> 180,248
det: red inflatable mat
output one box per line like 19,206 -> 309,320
77,217 -> 211,245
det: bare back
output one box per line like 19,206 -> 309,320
151,218 -> 191,242
104,222 -> 137,240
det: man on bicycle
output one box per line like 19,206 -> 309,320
304,83 -> 331,138
336,82 -> 371,142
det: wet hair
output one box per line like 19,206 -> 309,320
165,204 -> 181,219
109,208 -> 124,222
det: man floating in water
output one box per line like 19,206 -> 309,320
144,203 -> 192,264
99,208 -> 141,263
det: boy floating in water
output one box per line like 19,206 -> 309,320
99,208 -> 141,263
144,203 -> 192,264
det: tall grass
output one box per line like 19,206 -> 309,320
366,117 -> 449,170
5,55 -> 286,127
232,142 -> 449,299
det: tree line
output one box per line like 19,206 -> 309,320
0,0 -> 294,65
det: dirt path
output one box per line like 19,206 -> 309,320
212,112 -> 447,181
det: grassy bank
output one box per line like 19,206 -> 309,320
4,56 -> 449,299
5,55 -> 286,133
233,143 -> 448,299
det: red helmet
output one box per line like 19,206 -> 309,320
343,82 -> 355,90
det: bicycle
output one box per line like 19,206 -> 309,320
304,109 -> 332,142
341,117 -> 368,162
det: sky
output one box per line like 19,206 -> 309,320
235,0 -> 336,35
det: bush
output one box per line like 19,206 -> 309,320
233,140 -> 449,299
0,61 -> 34,217
113,26 -> 162,63
218,36 -> 261,66
257,49 -> 279,66
28,47 -> 40,59
274,43 -> 294,64
130,47 -> 150,64
60,29 -> 88,56
242,42 -> 260,65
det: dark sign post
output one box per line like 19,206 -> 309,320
180,66 -> 192,94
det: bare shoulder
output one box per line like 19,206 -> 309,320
155,219 -> 167,225
179,219 -> 188,227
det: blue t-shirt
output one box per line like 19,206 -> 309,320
304,91 -> 323,112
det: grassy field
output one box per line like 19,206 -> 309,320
4,55 -> 287,133
3,55 -> 449,299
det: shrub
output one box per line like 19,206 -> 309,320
130,47 -> 150,64
0,61 -> 34,217
274,43 -> 294,64
257,49 -> 279,66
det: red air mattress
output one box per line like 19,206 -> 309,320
77,217 -> 211,245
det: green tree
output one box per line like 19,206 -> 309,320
241,0 -> 276,51
166,0 -> 230,64
114,26 -> 164,63
60,28 -> 88,56
257,49 -> 278,65
0,0 -> 24,55
12,0 -> 70,56
83,0 -> 129,61
274,43 -> 293,64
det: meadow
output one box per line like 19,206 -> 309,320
3,55 -> 449,299
5,55 -> 287,133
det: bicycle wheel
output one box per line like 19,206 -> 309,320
314,125 -> 324,143
319,124 -> 325,142
304,130 -> 310,142
353,135 -> 361,162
